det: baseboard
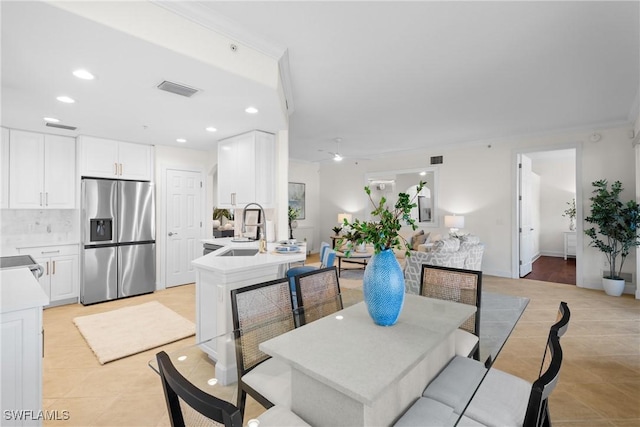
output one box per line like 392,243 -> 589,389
482,269 -> 512,278
539,251 -> 565,258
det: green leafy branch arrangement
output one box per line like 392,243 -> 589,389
562,198 -> 576,220
340,181 -> 426,256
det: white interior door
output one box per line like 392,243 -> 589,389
519,154 -> 533,277
165,169 -> 202,287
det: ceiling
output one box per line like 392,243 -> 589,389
2,1 -> 639,163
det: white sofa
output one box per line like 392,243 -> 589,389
402,235 -> 484,295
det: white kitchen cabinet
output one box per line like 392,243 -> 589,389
1,127 -> 8,208
9,130 -> 76,209
18,245 -> 79,307
79,136 -> 153,181
217,130 -> 275,208
1,269 -> 49,427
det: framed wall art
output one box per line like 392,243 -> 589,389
288,182 -> 306,219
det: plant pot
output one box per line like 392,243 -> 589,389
355,243 -> 367,253
363,249 -> 405,326
602,277 -> 625,297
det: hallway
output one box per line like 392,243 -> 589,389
525,255 -> 576,285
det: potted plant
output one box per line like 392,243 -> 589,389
213,208 -> 232,229
341,181 -> 425,326
331,226 -> 343,236
562,198 -> 577,231
288,206 -> 300,240
341,229 -> 365,252
584,180 -> 640,296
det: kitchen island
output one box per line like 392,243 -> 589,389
192,238 -> 306,384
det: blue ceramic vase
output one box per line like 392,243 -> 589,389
363,248 -> 405,326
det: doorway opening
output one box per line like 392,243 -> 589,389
515,147 -> 581,285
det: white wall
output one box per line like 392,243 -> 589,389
532,154 -> 576,257
288,159 -> 320,252
319,125 -> 636,292
154,145 -> 216,288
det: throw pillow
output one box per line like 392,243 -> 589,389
435,237 -> 461,252
412,231 -> 430,251
409,229 -> 424,246
460,234 -> 480,245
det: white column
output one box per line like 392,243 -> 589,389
276,130 -> 290,242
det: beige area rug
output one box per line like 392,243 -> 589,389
73,301 -> 195,365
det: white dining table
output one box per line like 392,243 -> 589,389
260,294 -> 476,427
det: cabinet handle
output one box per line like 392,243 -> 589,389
45,261 -> 49,276
42,329 -> 45,358
40,192 -> 43,206
115,162 -> 118,175
119,163 -> 123,176
52,261 -> 56,275
231,193 -> 236,206
41,250 -> 60,254
45,192 -> 49,206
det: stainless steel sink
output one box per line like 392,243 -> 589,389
219,249 -> 259,257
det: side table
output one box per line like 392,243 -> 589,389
563,231 -> 576,260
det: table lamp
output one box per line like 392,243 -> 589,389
337,213 -> 352,226
444,215 -> 465,234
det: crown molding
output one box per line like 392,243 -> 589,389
278,50 -> 295,115
151,1 -> 286,59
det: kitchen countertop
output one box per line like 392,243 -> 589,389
1,268 -> 49,313
193,238 -> 306,273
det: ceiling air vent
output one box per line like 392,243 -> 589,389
157,80 -> 200,97
430,155 -> 443,165
46,122 -> 77,131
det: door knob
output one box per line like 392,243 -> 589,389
168,232 -> 178,236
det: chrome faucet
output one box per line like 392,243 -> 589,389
241,203 -> 267,249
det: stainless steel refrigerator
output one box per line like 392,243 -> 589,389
81,178 -> 155,305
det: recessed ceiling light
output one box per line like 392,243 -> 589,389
176,138 -> 187,143
56,96 -> 75,104
72,69 -> 95,80
245,107 -> 258,114
43,117 -> 60,123
205,127 -> 217,132
419,171 -> 427,176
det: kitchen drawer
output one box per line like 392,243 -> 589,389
18,244 -> 78,257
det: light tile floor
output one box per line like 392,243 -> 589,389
41,273 -> 639,426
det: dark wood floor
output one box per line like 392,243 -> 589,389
523,255 -> 576,285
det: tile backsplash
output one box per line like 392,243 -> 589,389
0,209 -> 80,251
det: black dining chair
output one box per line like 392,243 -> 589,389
230,277 -> 296,417
156,350 -> 243,427
420,264 -> 482,360
418,302 -> 570,427
293,266 -> 343,326
156,350 -> 311,427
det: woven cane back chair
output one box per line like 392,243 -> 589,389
156,350 -> 243,427
293,266 -> 343,326
230,277 -> 296,416
420,264 -> 482,359
420,302 -> 570,427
